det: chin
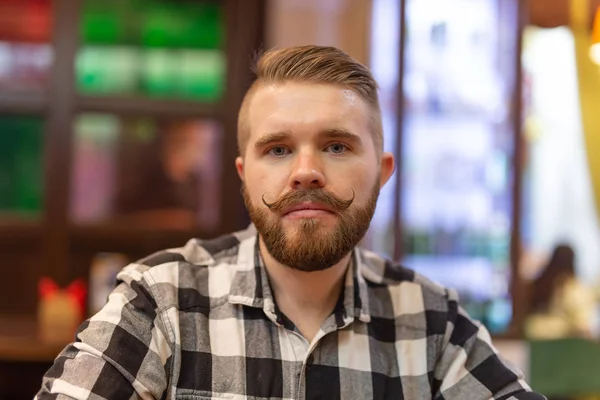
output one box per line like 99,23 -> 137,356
284,214 -> 337,226
284,217 -> 336,235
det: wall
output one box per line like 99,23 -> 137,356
572,0 -> 600,229
265,0 -> 373,66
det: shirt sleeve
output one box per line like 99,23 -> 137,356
35,265 -> 173,400
433,292 -> 546,400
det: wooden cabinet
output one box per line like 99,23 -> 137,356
0,0 -> 264,378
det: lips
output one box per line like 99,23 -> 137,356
283,202 -> 336,216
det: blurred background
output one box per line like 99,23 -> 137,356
0,0 -> 599,398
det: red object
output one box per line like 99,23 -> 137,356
38,277 -> 59,299
0,0 -> 52,43
38,277 -> 88,318
67,279 -> 88,317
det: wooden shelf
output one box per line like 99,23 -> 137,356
69,223 -> 217,253
0,0 -> 265,320
0,218 -> 43,247
0,315 -> 68,363
76,95 -> 224,119
0,91 -> 48,114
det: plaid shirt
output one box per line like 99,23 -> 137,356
37,225 -> 545,400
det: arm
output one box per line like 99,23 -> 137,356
434,293 -> 546,400
36,266 -> 172,400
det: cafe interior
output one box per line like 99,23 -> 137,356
1,0 -> 600,398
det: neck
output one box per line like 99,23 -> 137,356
259,236 -> 351,340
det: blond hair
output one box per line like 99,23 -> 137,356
237,45 -> 382,157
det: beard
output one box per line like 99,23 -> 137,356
242,181 -> 380,272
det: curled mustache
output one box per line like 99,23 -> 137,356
262,188 -> 355,214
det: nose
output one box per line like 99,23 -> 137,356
288,149 -> 326,190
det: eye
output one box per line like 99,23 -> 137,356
267,146 -> 290,157
326,143 -> 348,154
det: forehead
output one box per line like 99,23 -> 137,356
245,82 -> 371,141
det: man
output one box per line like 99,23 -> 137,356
37,46 -> 544,399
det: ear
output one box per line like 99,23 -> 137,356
235,156 -> 244,182
379,152 -> 395,188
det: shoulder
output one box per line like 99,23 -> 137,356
116,227 -> 255,311
358,247 -> 457,302
357,248 -> 459,327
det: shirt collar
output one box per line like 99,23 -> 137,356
228,233 -> 371,324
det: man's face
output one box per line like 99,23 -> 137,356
236,82 -> 394,272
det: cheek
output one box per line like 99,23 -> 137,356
244,164 -> 289,197
327,160 -> 377,195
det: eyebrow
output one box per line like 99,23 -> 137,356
254,131 -> 292,149
320,128 -> 363,146
254,128 -> 363,150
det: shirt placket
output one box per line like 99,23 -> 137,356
294,313 -> 355,400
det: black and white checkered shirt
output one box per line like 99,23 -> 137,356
37,225 -> 545,399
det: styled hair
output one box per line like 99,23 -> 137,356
237,45 -> 382,156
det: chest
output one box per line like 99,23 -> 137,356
168,305 -> 436,399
